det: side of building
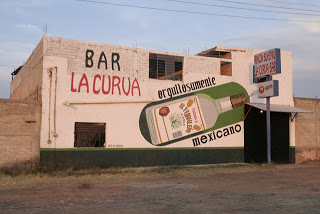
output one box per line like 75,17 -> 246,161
0,99 -> 41,167
294,97 -> 320,163
10,36 -> 296,167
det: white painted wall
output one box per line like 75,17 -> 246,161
15,37 -> 294,149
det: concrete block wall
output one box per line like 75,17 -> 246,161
10,39 -> 43,101
10,37 -> 295,153
36,36 -> 222,108
0,99 -> 41,167
43,36 -> 220,87
294,97 -> 320,163
34,37 -> 225,149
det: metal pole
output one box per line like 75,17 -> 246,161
266,75 -> 271,164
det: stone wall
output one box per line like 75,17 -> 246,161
0,99 -> 41,167
294,97 -> 320,163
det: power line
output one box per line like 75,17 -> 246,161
167,0 -> 320,17
212,0 -> 320,13
75,0 -> 320,23
257,0 -> 320,8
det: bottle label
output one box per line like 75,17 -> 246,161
151,96 -> 206,144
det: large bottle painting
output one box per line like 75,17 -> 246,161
139,82 -> 250,146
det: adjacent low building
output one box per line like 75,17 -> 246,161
10,36 -> 309,167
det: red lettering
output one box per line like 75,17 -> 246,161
122,77 -> 131,96
112,76 -> 121,95
271,49 -> 276,59
192,108 -> 198,123
71,72 -> 77,92
93,74 -> 101,94
102,75 -> 111,94
78,73 -> 89,93
70,72 -> 140,96
132,78 -> 141,96
255,54 -> 264,64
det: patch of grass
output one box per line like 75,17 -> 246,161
139,163 -> 278,177
0,162 -> 136,177
0,167 -> 139,190
146,165 -> 186,173
0,163 -> 278,190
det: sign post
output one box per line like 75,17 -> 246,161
254,48 -> 281,164
266,76 -> 271,164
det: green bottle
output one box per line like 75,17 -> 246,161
139,82 -> 249,146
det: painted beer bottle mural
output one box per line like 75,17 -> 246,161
139,82 -> 249,146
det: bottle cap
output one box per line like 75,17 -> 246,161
230,94 -> 246,108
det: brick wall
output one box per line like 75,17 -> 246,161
10,39 -> 43,101
42,36 -> 220,81
0,99 -> 41,167
294,97 -> 320,163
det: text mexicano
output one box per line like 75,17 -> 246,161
192,124 -> 241,147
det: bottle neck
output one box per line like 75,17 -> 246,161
217,97 -> 233,113
217,93 -> 246,113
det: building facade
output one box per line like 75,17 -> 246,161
10,37 -> 301,167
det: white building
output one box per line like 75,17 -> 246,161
10,37 -> 305,167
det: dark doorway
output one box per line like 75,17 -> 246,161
74,122 -> 106,147
244,105 -> 290,164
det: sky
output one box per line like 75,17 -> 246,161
0,0 -> 319,99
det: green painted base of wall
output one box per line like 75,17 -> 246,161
40,148 -> 244,168
290,147 -> 295,164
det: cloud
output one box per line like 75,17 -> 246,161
220,35 -> 255,44
117,6 -> 151,30
0,0 -> 55,17
0,42 -> 34,64
300,22 -> 320,33
0,41 -> 36,98
16,24 -> 42,35
217,22 -> 320,97
220,24 -> 319,71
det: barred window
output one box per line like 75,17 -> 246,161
74,122 -> 106,148
149,53 -> 183,81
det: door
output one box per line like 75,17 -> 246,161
244,105 -> 290,164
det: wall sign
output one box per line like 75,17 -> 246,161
258,80 -> 279,98
139,82 -> 249,147
254,48 -> 281,79
69,49 -> 141,96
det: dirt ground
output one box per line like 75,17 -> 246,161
1,162 -> 320,214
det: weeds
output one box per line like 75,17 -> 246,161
146,165 -> 186,173
0,162 -> 132,178
0,162 -> 277,177
0,163 -> 278,189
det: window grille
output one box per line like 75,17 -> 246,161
74,122 -> 106,147
149,53 -> 183,81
